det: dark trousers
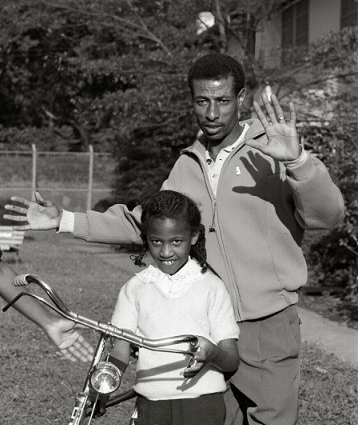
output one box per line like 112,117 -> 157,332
225,305 -> 301,425
136,392 -> 226,425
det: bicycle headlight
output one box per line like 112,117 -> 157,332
90,361 -> 122,394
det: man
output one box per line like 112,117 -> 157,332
5,53 -> 344,424
0,251 -> 94,362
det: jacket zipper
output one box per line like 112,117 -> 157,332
209,201 -> 217,232
189,150 -> 217,233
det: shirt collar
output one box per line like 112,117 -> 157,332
205,123 -> 249,163
136,259 -> 204,298
136,258 -> 203,285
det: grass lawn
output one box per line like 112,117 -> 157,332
0,232 -> 357,425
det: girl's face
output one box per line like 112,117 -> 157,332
146,217 -> 198,275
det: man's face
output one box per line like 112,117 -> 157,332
192,76 -> 242,144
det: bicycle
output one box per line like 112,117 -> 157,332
3,274 -> 199,425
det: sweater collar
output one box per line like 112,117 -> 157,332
135,258 -> 204,298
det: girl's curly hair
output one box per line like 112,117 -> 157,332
131,190 -> 208,273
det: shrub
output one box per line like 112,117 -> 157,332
302,122 -> 358,303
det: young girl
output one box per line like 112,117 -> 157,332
103,190 -> 239,425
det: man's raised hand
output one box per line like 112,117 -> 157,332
245,93 -> 301,162
4,191 -> 62,231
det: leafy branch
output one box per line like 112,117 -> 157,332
39,0 -> 172,54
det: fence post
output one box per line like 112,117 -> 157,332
87,145 -> 94,210
31,144 -> 37,201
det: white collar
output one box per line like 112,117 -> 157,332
135,258 -> 204,298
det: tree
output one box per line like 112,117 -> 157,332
0,0 -> 203,152
0,0 -> 357,302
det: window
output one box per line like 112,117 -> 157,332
341,0 -> 358,28
282,0 -> 309,48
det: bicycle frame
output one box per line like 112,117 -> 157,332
3,274 -> 199,425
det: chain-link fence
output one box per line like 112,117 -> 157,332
0,145 -> 116,214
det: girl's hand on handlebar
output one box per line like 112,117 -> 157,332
182,336 -> 239,378
182,336 -> 215,378
45,318 -> 94,362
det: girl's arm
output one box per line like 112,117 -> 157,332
98,340 -> 131,415
109,339 -> 131,373
183,336 -> 239,378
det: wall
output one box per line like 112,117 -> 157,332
256,0 -> 341,68
255,14 -> 282,69
309,0 -> 340,42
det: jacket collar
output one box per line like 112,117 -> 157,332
182,118 -> 266,156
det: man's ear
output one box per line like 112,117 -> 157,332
238,88 -> 246,106
191,232 -> 199,245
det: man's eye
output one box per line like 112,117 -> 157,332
196,100 -> 207,106
219,99 -> 230,104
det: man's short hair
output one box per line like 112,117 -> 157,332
188,53 -> 245,96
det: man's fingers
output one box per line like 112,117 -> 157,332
3,213 -> 29,223
3,213 -> 28,222
288,102 -> 296,127
271,96 -> 296,128
261,93 -> 278,124
4,204 -> 29,215
9,223 -> 31,231
9,196 -> 32,207
4,201 -> 30,225
34,191 -> 45,204
253,101 -> 270,128
270,95 -> 285,122
35,191 -> 53,207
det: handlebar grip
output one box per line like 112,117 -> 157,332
13,274 -> 31,287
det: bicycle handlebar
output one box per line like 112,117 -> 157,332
3,274 -> 199,355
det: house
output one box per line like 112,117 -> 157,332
196,1 -> 357,120
249,0 -> 357,122
255,0 -> 358,69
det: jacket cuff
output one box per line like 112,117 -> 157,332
58,209 -> 74,233
73,212 -> 88,237
286,152 -> 315,181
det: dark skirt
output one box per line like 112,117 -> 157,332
135,392 -> 226,425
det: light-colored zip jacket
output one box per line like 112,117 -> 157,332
74,119 -> 345,321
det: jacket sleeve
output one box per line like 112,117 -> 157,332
73,204 -> 143,244
71,155 -> 185,244
286,152 -> 345,230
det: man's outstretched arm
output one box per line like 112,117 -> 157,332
4,191 -> 143,245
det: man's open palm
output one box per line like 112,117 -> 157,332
4,191 -> 61,231
246,94 -> 300,161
